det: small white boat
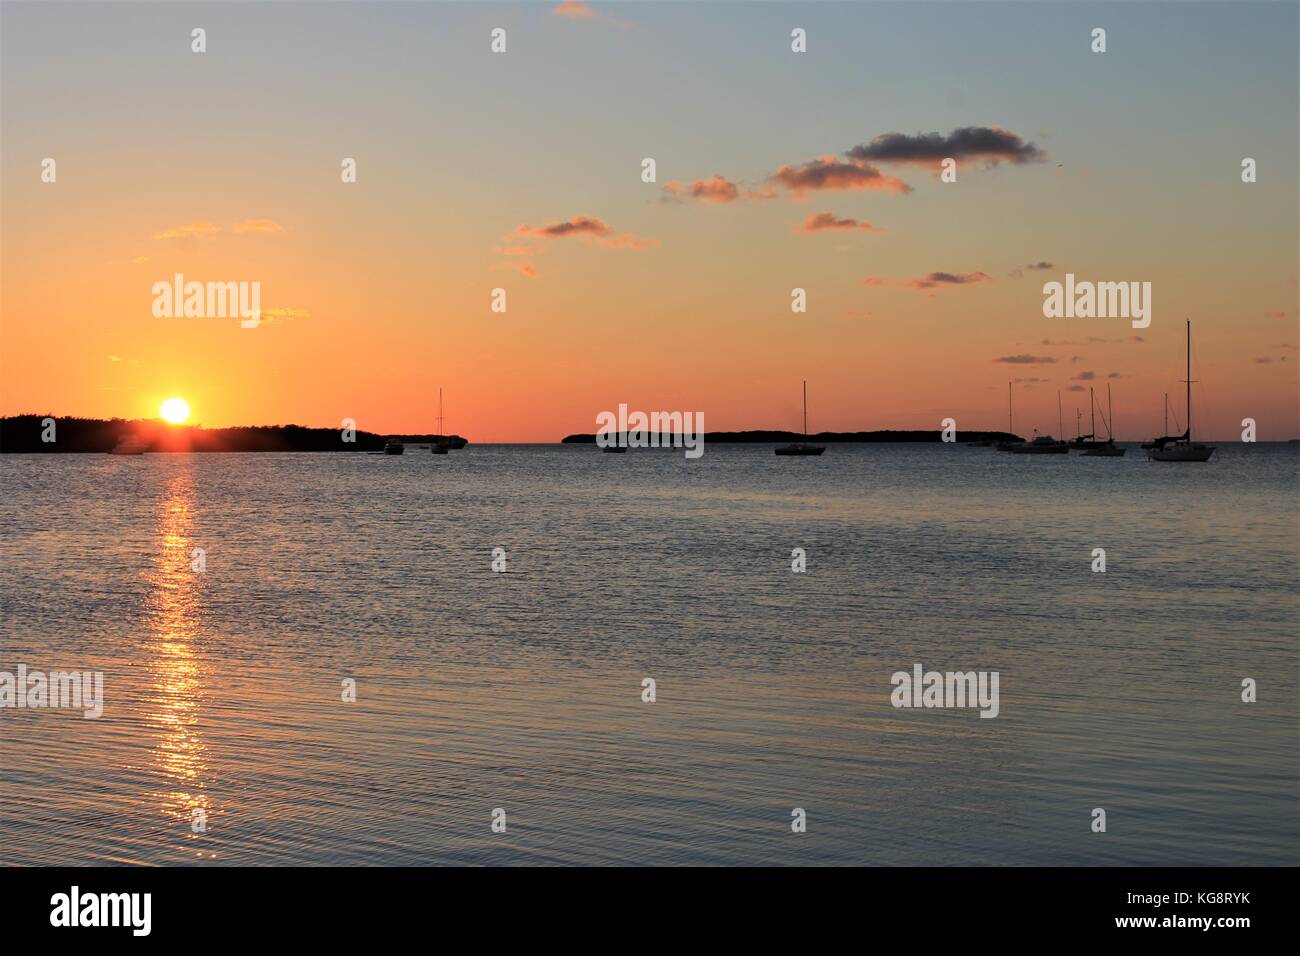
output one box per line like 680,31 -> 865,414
108,435 -> 148,455
1011,434 -> 1069,454
1014,393 -> 1068,454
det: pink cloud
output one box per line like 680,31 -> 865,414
798,212 -> 885,234
771,156 -> 912,197
862,271 -> 992,290
552,1 -> 594,17
517,216 -> 611,239
663,175 -> 741,204
503,215 -> 655,268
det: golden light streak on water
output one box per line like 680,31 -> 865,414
141,469 -> 212,854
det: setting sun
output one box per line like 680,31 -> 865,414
160,397 -> 190,424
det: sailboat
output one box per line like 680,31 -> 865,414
1069,387 -> 1109,450
1148,320 -> 1215,462
995,381 -> 1023,451
432,388 -> 450,454
775,381 -> 826,455
1141,393 -> 1182,450
1082,384 -> 1126,456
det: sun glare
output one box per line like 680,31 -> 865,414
160,398 -> 191,425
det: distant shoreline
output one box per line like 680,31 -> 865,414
0,416 -> 464,453
4,417 -> 1292,452
562,429 -> 1023,444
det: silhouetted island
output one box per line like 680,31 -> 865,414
562,429 -> 1023,444
0,416 -> 467,453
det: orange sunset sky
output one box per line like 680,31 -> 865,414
2,1 -> 1296,442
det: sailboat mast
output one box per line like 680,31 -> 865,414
1008,381 -> 1012,434
802,380 -> 808,439
1185,319 -> 1192,441
1107,383 -> 1114,441
1090,387 -> 1095,438
1057,391 -> 1063,439
1164,393 -> 1168,435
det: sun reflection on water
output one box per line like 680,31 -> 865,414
142,470 -> 213,854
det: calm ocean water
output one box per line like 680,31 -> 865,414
1,444 -> 1296,866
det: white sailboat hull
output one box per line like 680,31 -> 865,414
1146,321 -> 1212,462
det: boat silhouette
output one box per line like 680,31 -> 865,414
1148,321 -> 1215,462
1081,384 -> 1126,456
775,381 -> 826,456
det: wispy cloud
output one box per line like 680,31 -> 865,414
232,218 -> 285,234
863,271 -> 991,290
910,271 -> 991,288
669,126 -> 1039,210
1010,260 -> 1053,279
518,216 -> 611,239
492,260 -> 540,278
154,220 -> 220,240
259,307 -> 310,325
662,175 -> 741,204
515,215 -> 655,249
154,218 -> 284,240
798,212 -> 885,234
550,2 -> 631,28
602,233 -> 658,250
552,1 -> 594,17
848,126 -> 1047,167
995,354 -> 1056,365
